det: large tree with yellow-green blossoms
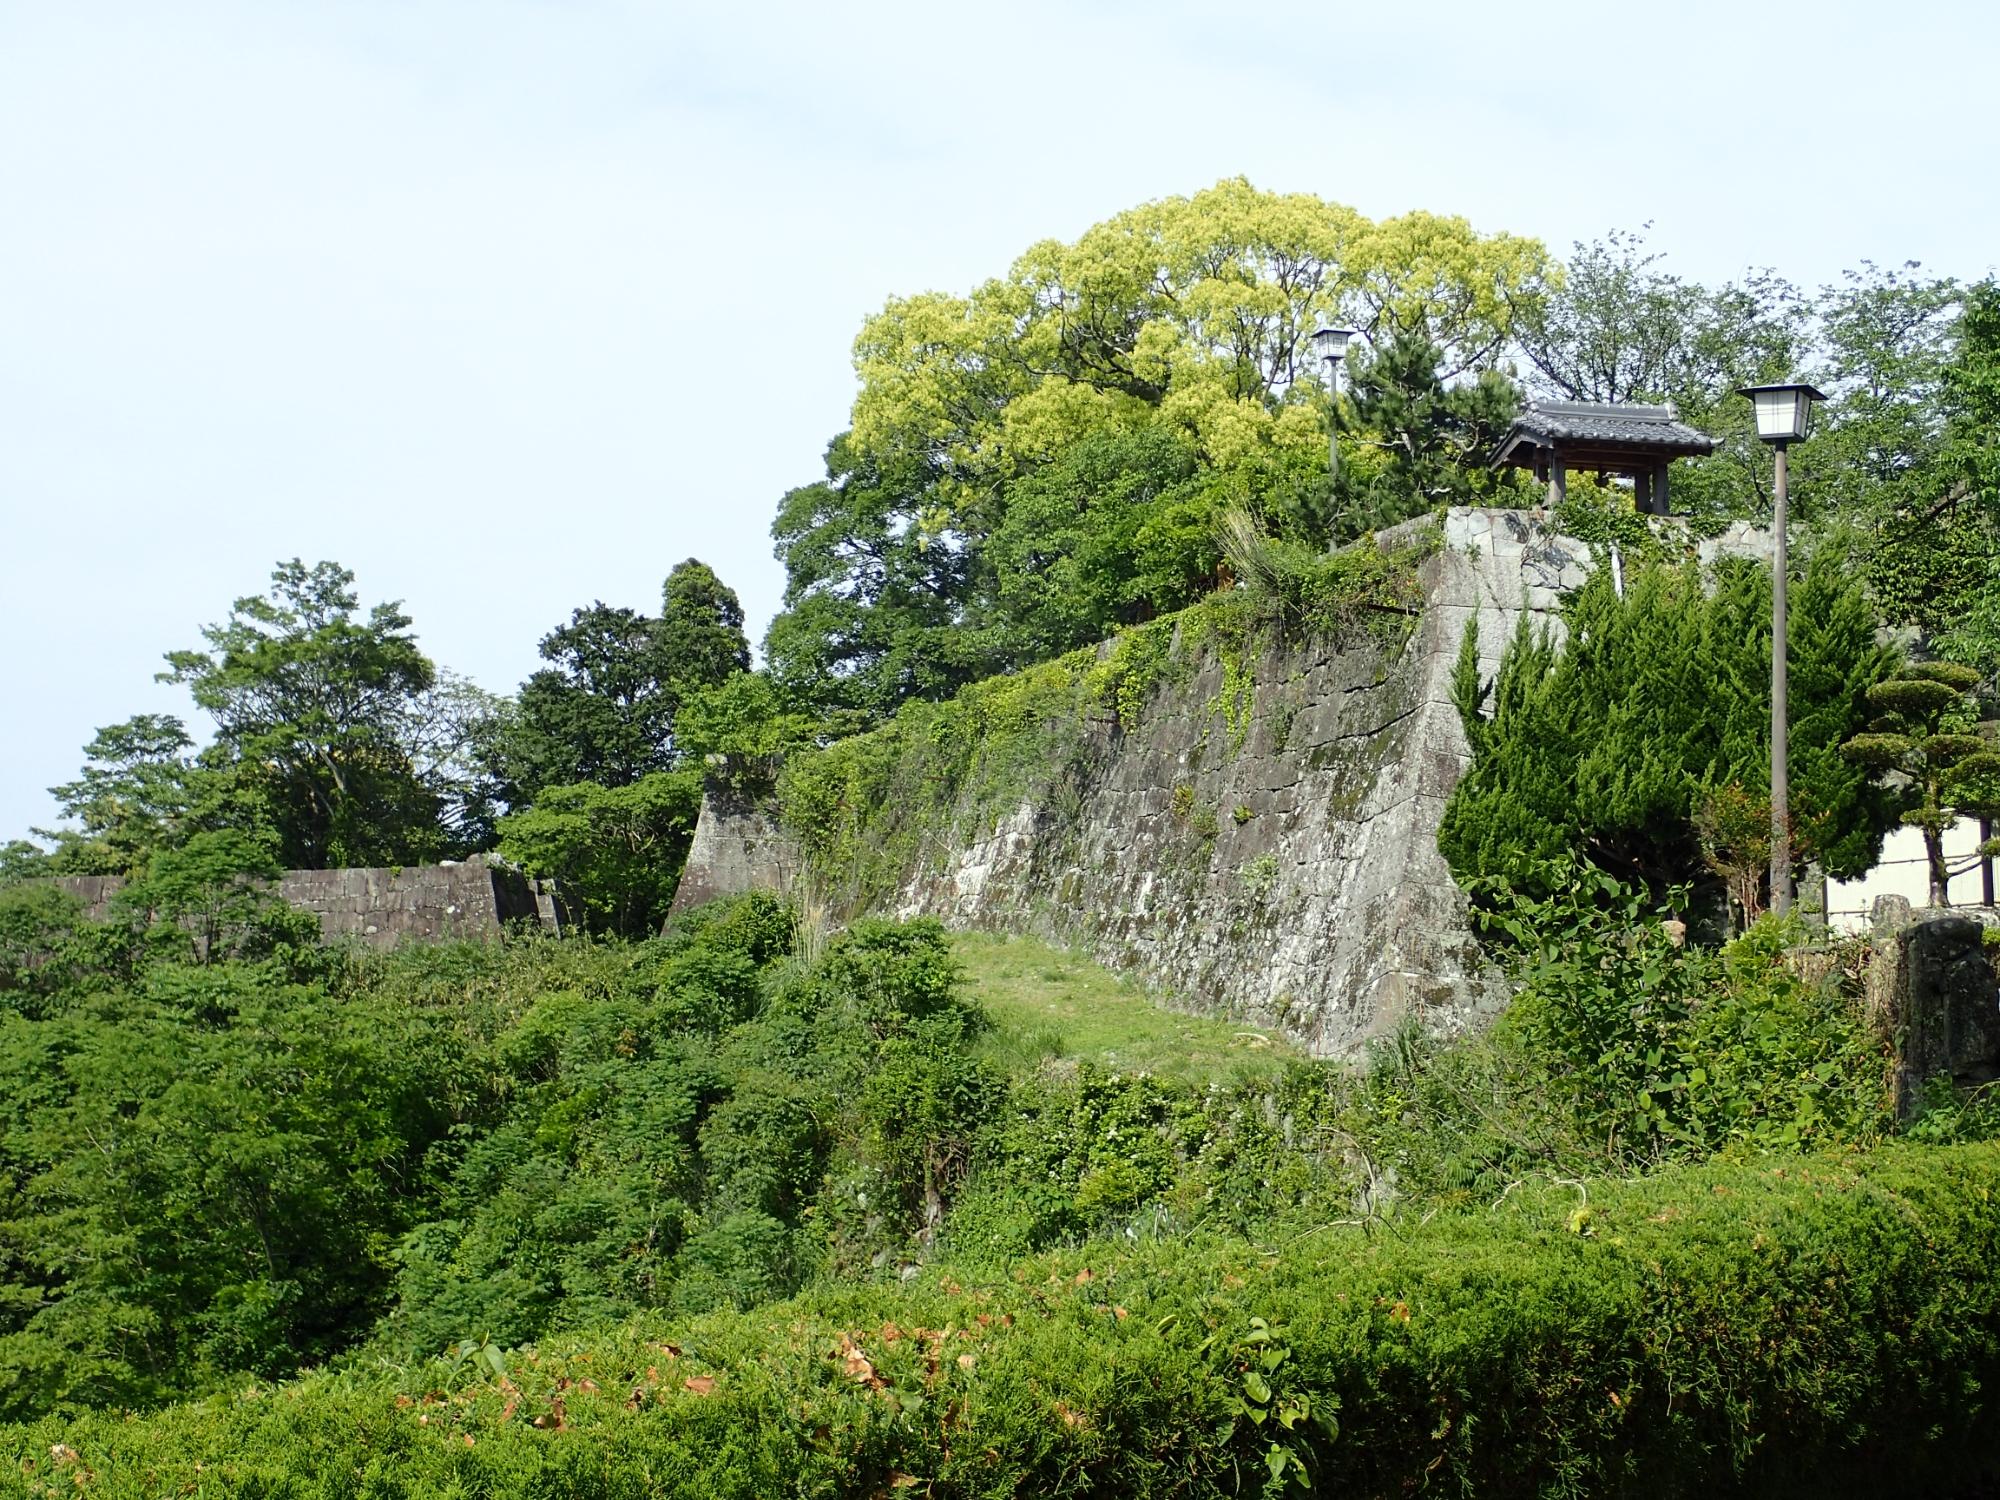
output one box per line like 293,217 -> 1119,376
766,179 -> 1552,721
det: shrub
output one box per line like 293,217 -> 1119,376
15,1143 -> 2000,1498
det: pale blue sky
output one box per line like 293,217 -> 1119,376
3,0 -> 1995,841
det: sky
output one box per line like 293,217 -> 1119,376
3,0 -> 1996,843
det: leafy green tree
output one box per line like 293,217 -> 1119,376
489,560 -> 752,802
1868,279 -> 2000,679
495,771 -> 703,937
0,844 -> 51,883
765,184 -> 1551,726
1441,553 -> 1898,904
499,603 -> 678,797
981,427 -> 1220,662
1334,332 -> 1526,533
34,716 -> 261,876
1841,662 -> 2000,906
657,559 -> 751,690
159,561 -> 446,869
0,886 -> 96,1019
1510,228 -> 1806,418
765,436 -> 990,722
673,671 -> 834,792
0,881 -> 472,1420
1806,263 -> 1961,520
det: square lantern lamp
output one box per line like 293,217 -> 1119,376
1739,382 -> 1827,446
1311,322 -> 1355,366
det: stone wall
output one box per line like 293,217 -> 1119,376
1865,901 -> 2000,1117
670,784 -> 798,914
677,508 -> 1777,1058
51,855 -> 563,949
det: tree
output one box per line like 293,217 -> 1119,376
1334,332 -> 1526,534
1840,662 -> 2000,906
767,182 -> 1552,726
159,561 -> 445,869
765,436 -> 990,723
494,771 -> 704,938
1508,226 -> 1811,522
657,559 -> 751,691
38,716 -> 256,875
1879,278 -> 2000,680
499,603 -> 678,797
850,180 -> 1548,509
108,829 -> 318,969
1806,262 -> 1961,521
488,560 -> 752,802
980,427 -> 1220,663
1509,227 -> 1719,405
1441,552 -> 1899,906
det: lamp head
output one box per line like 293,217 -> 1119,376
1738,382 -> 1827,445
1311,322 -> 1355,364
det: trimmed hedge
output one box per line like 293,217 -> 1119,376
11,1143 -> 2000,1498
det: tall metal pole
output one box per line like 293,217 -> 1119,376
1324,356 -> 1341,485
1770,441 -> 1792,917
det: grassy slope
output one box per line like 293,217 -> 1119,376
953,930 -> 1303,1088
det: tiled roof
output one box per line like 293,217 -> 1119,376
1493,400 -> 1719,466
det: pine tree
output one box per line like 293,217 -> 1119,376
1841,661 -> 2000,906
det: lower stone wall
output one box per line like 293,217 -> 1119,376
1866,904 -> 2000,1116
50,855 -> 562,949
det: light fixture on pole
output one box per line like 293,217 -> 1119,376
1738,380 -> 1826,918
1312,321 -> 1355,483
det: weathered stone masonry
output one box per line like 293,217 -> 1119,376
51,854 -> 562,948
678,508 -> 1783,1058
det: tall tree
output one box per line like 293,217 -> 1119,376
765,438 -> 988,722
1508,226 -> 1810,521
502,603 -> 678,797
38,716 -> 256,876
1334,332 -> 1526,534
657,558 -> 751,691
159,561 -> 445,869
766,182 -> 1551,726
1440,552 -> 1898,904
1872,278 -> 2000,678
487,559 -> 751,802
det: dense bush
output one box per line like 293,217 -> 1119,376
0,868 -> 1008,1424
382,908 -> 996,1357
14,1143 -> 2000,1498
1439,553 -> 1897,903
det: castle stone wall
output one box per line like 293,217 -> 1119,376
50,855 -> 561,949
675,508 -> 1776,1057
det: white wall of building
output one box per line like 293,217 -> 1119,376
1825,816 -> 1992,930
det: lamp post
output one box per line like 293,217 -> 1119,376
1312,321 -> 1355,484
1739,381 -> 1826,917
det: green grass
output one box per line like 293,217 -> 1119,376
952,929 -> 1304,1086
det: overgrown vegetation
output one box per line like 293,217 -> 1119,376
14,780 -> 2000,1497
777,525 -> 1431,912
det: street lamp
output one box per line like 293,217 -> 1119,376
1312,321 -> 1355,483
1738,380 -> 1826,918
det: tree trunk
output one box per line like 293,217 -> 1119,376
1927,827 -> 1952,909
